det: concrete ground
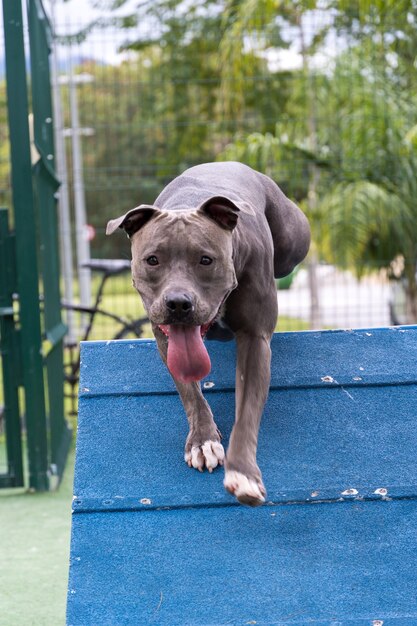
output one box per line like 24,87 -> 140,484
278,266 -> 392,330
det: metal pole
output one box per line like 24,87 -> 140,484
299,12 -> 321,330
68,53 -> 92,313
0,208 -> 24,488
49,0 -> 76,342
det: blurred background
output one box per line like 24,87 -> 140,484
1,1 -> 417,623
3,0 -> 416,341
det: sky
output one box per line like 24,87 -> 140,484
0,0 -> 138,67
45,0 -> 309,69
47,0 -> 139,65
0,0 -> 339,71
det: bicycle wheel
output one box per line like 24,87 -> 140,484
113,316 -> 150,340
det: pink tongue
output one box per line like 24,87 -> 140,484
166,325 -> 211,383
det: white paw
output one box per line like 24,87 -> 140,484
185,440 -> 225,473
224,470 -> 266,507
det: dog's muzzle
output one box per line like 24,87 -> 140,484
163,291 -> 196,324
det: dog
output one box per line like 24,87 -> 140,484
106,162 -> 310,506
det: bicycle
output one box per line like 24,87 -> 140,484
62,259 -> 149,415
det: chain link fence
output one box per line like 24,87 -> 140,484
2,1 -> 417,342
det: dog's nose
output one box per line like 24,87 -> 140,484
164,292 -> 194,317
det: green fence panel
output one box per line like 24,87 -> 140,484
0,209 -> 24,489
28,0 -> 72,483
1,0 -> 72,490
2,0 -> 49,491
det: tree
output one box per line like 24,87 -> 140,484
219,1 -> 417,320
219,0 -> 333,327
318,52 -> 417,320
59,0 -> 297,257
59,0 -> 417,319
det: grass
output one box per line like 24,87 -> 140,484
0,446 -> 75,626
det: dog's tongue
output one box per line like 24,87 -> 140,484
166,325 -> 211,383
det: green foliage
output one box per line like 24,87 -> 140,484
311,49 -> 417,283
64,2 -> 297,258
8,0 -> 414,314
217,2 -> 417,318
320,181 -> 414,273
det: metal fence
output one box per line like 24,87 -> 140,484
1,0 -> 416,346
0,0 -> 71,490
2,2 -> 415,481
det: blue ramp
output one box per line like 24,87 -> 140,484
67,328 -> 417,625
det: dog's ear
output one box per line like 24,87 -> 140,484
198,196 -> 254,231
106,205 -> 160,237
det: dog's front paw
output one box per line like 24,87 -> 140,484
185,440 -> 225,473
224,470 -> 266,507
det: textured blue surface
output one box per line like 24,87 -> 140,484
68,327 -> 417,625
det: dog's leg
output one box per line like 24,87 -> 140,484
153,326 -> 224,472
223,331 -> 272,506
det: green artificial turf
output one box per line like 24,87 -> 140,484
0,446 -> 75,626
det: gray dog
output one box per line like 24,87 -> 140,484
107,162 -> 310,506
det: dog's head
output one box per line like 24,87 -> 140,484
106,197 -> 245,382
106,196 -> 243,326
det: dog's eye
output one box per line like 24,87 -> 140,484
200,256 -> 213,266
146,256 -> 159,266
